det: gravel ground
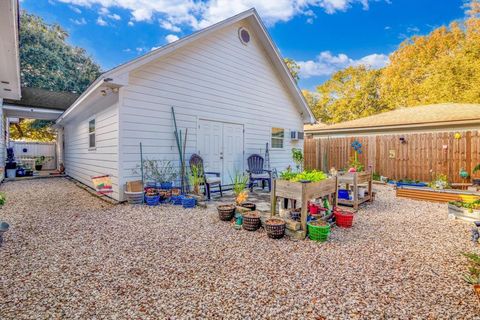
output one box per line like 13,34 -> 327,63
1,178 -> 479,319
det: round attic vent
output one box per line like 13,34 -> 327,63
238,27 -> 250,45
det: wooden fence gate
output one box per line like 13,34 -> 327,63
304,130 -> 480,183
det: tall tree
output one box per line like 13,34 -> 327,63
20,11 -> 101,93
284,58 -> 300,82
313,66 -> 388,123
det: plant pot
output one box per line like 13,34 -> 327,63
307,220 -> 330,242
241,202 -> 256,211
160,182 -> 173,190
125,191 -> 144,204
265,218 -> 286,239
171,195 -> 184,205
474,284 -> 480,302
290,208 -> 301,221
334,208 -> 354,228
145,194 -> 160,206
338,189 -> 350,200
473,179 -> 480,186
217,204 -> 236,221
35,164 -> 43,171
6,169 -> 16,179
242,210 -> 261,231
171,187 -> 181,196
358,187 -> 366,198
182,196 -> 196,209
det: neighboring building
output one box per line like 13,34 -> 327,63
56,9 -> 315,201
0,0 -> 21,180
305,103 -> 480,137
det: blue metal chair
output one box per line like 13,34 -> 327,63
247,154 -> 271,192
189,154 -> 222,200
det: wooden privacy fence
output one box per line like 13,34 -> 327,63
304,130 -> 480,183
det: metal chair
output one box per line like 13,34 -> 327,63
247,154 -> 271,192
189,154 -> 222,200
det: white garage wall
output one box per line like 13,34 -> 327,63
63,94 -> 120,200
118,20 -> 304,197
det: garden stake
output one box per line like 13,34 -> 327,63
140,142 -> 144,204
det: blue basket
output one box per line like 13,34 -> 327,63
160,182 -> 173,190
171,195 -> 184,205
338,189 -> 350,200
145,181 -> 156,188
182,197 -> 196,209
145,195 -> 160,206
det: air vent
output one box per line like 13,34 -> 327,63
291,131 -> 304,140
238,27 -> 250,45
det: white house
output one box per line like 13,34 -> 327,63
56,9 -> 315,201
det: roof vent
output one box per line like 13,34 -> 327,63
238,27 -> 250,45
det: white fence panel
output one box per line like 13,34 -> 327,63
11,141 -> 57,170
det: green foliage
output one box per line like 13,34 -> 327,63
133,160 -> 178,183
372,172 -> 381,181
473,164 -> 480,174
449,199 -> 480,211
307,1 -> 480,124
291,148 -> 304,171
10,119 -> 56,142
279,169 -> 327,182
231,171 -> 249,196
189,164 -> 204,195
20,11 -> 101,93
35,155 -> 53,166
0,192 -> 6,206
284,58 -> 300,83
429,173 -> 450,190
462,252 -> 480,285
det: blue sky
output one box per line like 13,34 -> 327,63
21,0 -> 466,90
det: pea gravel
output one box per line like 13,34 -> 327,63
0,178 -> 479,319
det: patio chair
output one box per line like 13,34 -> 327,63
189,154 -> 223,200
247,154 -> 271,192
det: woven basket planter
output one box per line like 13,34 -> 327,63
243,211 -> 261,231
265,218 -> 286,239
241,202 -> 256,211
124,191 -> 144,205
217,204 -> 236,221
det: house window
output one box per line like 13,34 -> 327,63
271,128 -> 284,149
88,118 -> 96,149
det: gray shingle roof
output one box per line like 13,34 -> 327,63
4,87 -> 79,111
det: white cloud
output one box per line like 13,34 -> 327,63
70,17 -> 87,25
56,0 -> 384,30
96,17 -> 108,26
159,19 -> 182,32
69,5 -> 81,13
165,34 -> 180,43
297,51 -> 389,78
109,13 -> 122,20
128,21 -> 134,26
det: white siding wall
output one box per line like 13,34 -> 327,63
0,103 -> 5,181
63,94 -> 120,200
118,21 -> 304,196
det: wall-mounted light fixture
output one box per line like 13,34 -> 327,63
399,137 -> 407,144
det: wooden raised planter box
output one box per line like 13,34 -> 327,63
448,203 -> 480,222
337,171 -> 373,210
270,177 -> 338,233
396,186 -> 480,203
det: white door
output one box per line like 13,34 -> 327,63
198,120 -> 244,184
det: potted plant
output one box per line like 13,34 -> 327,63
265,218 -> 286,239
473,164 -> 480,186
134,159 -> 178,189
0,192 -> 6,207
144,188 -> 160,206
462,252 -> 480,301
231,171 -> 255,210
188,164 -> 204,201
429,173 -> 450,190
5,148 -> 16,179
35,156 -> 51,171
334,207 -> 355,228
242,210 -> 261,231
292,148 -> 304,172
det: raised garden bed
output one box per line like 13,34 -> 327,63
337,171 -> 373,210
270,177 -> 337,234
397,186 -> 480,203
447,203 -> 480,222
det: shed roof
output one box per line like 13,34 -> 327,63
305,103 -> 480,134
4,87 -> 80,111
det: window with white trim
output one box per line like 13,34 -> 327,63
271,128 -> 284,149
88,118 -> 96,149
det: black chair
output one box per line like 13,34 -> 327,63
189,154 -> 222,200
247,154 -> 271,192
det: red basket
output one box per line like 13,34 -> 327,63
334,208 -> 354,228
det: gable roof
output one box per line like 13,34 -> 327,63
57,8 -> 315,124
305,103 -> 480,134
5,87 -> 80,111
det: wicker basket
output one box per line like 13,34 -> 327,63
243,211 -> 261,231
241,202 -> 256,211
217,204 -> 236,221
265,218 -> 286,239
